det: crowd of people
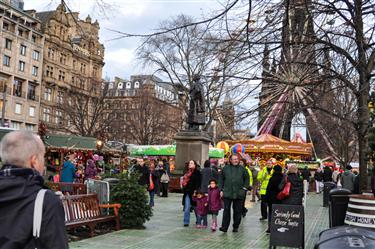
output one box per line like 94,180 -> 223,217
176,154 -> 307,234
313,164 -> 361,194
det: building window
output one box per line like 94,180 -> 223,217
29,106 -> 35,117
57,91 -> 63,104
46,66 -> 54,78
55,110 -> 62,125
58,70 -> 65,81
18,61 -> 25,72
17,29 -> 24,37
3,55 -> 10,67
73,60 -> 76,69
60,53 -> 66,64
80,63 -> 86,74
31,35 -> 36,43
79,79 -> 85,89
44,87 -> 52,101
20,45 -> 26,56
26,124 -> 35,131
126,82 -> 131,89
71,76 -> 75,85
32,50 -> 40,61
28,84 -> 36,100
134,81 -> 140,88
5,39 -> 12,50
13,79 -> 22,97
3,22 -> 9,31
10,121 -> 21,130
47,48 -> 54,59
43,108 -> 50,122
15,103 -> 22,114
32,66 -> 38,76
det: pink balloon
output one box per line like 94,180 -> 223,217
99,156 -> 104,161
93,154 -> 100,161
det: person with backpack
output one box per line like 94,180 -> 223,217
0,131 -> 68,248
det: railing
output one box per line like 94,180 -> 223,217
46,182 -> 87,195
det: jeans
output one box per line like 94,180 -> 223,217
221,198 -> 243,230
183,195 -> 197,225
197,215 -> 208,226
149,190 -> 155,207
260,194 -> 268,219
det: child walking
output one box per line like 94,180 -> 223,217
208,179 -> 221,231
192,190 -> 208,228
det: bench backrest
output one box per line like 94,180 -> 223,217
62,194 -> 101,223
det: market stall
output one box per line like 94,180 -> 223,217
226,134 -> 313,167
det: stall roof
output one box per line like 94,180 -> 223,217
45,134 -> 97,150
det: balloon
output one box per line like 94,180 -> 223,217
99,156 -> 104,161
216,141 -> 230,154
93,154 -> 100,161
231,143 -> 245,154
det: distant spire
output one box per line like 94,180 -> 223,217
262,44 -> 270,77
271,57 -> 277,74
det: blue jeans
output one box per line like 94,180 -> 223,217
183,195 -> 197,225
197,215 -> 208,226
149,190 -> 155,207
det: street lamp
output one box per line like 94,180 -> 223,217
96,140 -> 104,150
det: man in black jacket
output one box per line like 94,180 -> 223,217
0,131 -> 68,249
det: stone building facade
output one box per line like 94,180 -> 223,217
0,0 -> 44,131
36,4 -> 104,134
104,76 -> 183,145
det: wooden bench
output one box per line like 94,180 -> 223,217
47,182 -> 87,195
62,194 -> 121,237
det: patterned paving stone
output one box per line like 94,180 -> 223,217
70,193 -> 328,249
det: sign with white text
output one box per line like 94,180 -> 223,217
269,204 -> 304,249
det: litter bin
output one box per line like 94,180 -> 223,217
329,188 -> 351,227
323,182 -> 336,207
314,226 -> 375,249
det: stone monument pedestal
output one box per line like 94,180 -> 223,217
174,130 -> 211,174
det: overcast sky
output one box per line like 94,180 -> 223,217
24,0 -> 224,80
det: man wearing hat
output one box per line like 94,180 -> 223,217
340,165 -> 355,192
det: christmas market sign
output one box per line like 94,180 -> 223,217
270,204 -> 305,249
129,145 -> 224,158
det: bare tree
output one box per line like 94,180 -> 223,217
61,79 -> 116,138
123,87 -> 183,145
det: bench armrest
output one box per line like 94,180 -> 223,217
99,203 -> 122,216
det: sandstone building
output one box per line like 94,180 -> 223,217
0,0 -> 44,131
36,3 -> 104,134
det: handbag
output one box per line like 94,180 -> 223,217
160,173 -> 170,183
149,174 -> 155,191
277,176 -> 291,200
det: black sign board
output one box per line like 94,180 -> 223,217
269,204 -> 304,249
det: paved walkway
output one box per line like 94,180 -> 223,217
70,193 -> 328,249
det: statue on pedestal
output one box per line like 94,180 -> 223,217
187,75 -> 206,130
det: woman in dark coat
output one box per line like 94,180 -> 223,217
182,160 -> 202,226
264,165 -> 284,233
200,160 -> 219,193
282,165 -> 303,205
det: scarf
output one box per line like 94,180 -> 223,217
182,169 -> 194,188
